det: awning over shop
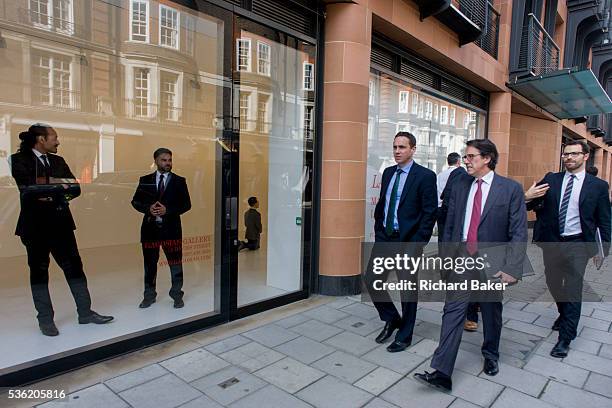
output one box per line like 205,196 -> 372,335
508,69 -> 612,119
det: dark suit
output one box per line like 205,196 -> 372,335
244,208 -> 262,250
438,166 -> 468,242
11,149 -> 92,323
527,171 -> 611,341
431,172 -> 528,377
365,161 -> 437,342
131,172 -> 191,301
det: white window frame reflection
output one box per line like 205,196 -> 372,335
257,42 -> 271,76
411,93 -> 418,114
130,0 -> 149,43
303,104 -> 314,139
440,105 -> 448,125
239,91 -> 251,130
159,5 -> 180,50
160,70 -> 182,122
450,107 -> 456,126
237,38 -> 251,72
133,67 -> 151,118
433,104 -> 439,122
32,50 -> 74,108
369,80 -> 375,106
398,91 -> 409,113
303,62 -> 314,91
29,0 -> 74,35
425,101 -> 433,120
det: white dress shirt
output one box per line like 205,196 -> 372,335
559,170 -> 585,236
154,171 -> 170,222
462,170 -> 495,241
436,166 -> 457,207
32,148 -> 48,166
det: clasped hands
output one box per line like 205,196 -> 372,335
493,271 -> 517,284
150,201 -> 167,217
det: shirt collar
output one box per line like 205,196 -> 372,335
565,169 -> 585,181
397,160 -> 413,174
32,149 -> 44,159
156,170 -> 170,177
474,170 -> 494,185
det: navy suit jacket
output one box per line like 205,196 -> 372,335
442,172 -> 528,279
438,166 -> 468,230
527,171 -> 611,257
374,161 -> 437,243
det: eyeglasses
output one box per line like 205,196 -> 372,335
462,154 -> 482,161
561,152 -> 585,158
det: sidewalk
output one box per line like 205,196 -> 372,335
4,289 -> 612,408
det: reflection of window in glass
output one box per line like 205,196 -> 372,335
425,101 -> 433,120
470,111 -> 477,122
418,100 -> 424,118
161,71 -> 179,121
398,91 -> 409,113
239,92 -> 250,130
159,5 -> 179,49
463,112 -> 470,129
134,67 -> 149,117
184,15 -> 195,56
368,117 -> 374,142
258,94 -> 269,132
303,62 -> 314,90
237,38 -> 251,71
32,51 -> 72,107
304,105 -> 314,139
369,80 -> 375,105
130,0 -> 149,42
434,104 -> 439,122
450,107 -> 456,126
257,42 -> 271,76
397,122 -> 410,133
411,93 -> 418,114
440,106 -> 448,125
30,0 -> 74,34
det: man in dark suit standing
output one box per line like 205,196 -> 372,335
132,148 -> 191,309
11,124 -> 113,336
437,152 -> 467,239
415,139 -> 528,391
365,131 -> 438,353
526,140 -> 610,358
239,196 -> 262,251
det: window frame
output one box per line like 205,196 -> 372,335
440,105 -> 449,125
236,38 -> 252,72
398,90 -> 409,113
303,62 -> 314,91
129,0 -> 150,43
159,4 -> 180,50
257,41 -> 271,76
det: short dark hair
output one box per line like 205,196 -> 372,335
586,166 -> 599,176
248,196 -> 258,206
563,140 -> 590,155
465,139 -> 498,170
18,123 -> 52,151
394,131 -> 416,147
447,152 -> 461,166
154,148 -> 172,159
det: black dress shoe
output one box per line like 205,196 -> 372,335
39,322 -> 59,337
139,298 -> 156,308
173,298 -> 184,309
386,339 -> 410,353
552,317 -> 561,331
414,370 -> 452,391
550,339 -> 570,358
78,311 -> 114,324
483,358 -> 499,376
375,321 -> 400,344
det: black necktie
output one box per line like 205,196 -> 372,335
40,155 -> 51,183
158,174 -> 165,199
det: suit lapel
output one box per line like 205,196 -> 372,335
579,173 -> 592,207
457,176 -> 474,239
479,174 -> 501,226
552,172 -> 564,212
399,162 -> 418,206
379,166 -> 395,201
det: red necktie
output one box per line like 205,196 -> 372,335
466,179 -> 483,255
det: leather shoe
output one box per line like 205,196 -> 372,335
386,339 -> 410,353
550,339 -> 570,358
483,358 -> 499,376
464,320 -> 478,332
78,311 -> 114,324
552,317 -> 561,331
414,370 -> 452,391
39,322 -> 59,336
173,298 -> 184,309
375,321 -> 400,344
139,298 -> 156,308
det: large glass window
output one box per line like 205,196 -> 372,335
365,70 -> 486,242
235,18 -> 315,306
0,0 -> 225,377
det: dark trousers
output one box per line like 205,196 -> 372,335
431,253 -> 502,377
21,230 -> 92,323
466,302 -> 479,323
142,235 -> 184,301
364,230 -> 418,343
542,238 -> 589,342
241,238 -> 260,250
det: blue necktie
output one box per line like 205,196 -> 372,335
385,168 -> 402,235
558,174 -> 575,235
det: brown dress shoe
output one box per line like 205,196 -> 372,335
463,320 -> 478,332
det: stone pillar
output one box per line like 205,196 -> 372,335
487,92 -> 512,176
318,2 -> 371,295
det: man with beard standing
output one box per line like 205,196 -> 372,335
132,148 -> 191,309
526,140 -> 610,358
